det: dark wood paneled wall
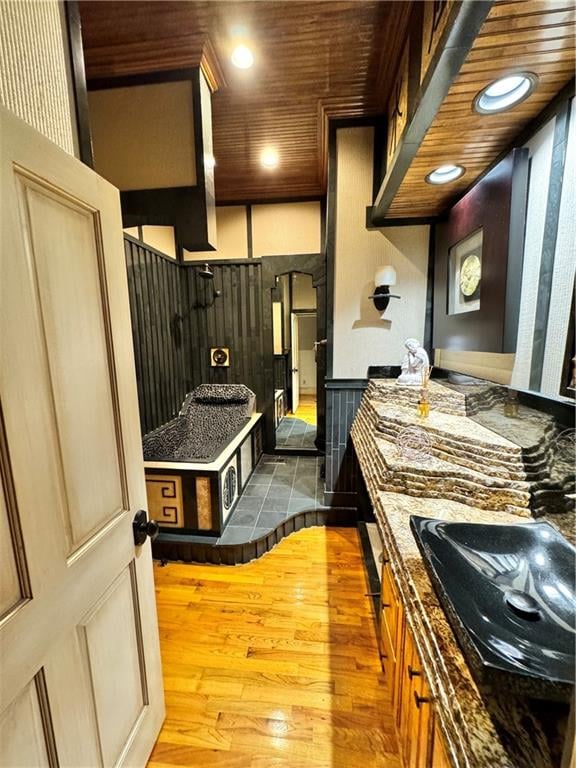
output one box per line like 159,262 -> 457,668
125,236 -> 188,435
324,380 -> 367,507
183,262 -> 266,412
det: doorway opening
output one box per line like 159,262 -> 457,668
272,272 -> 317,450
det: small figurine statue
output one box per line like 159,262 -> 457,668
397,338 -> 430,386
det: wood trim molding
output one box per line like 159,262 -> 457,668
434,349 -> 514,385
64,0 -> 93,167
200,38 -> 226,93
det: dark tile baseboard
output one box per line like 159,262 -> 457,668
152,506 -> 358,565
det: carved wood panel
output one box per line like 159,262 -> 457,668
387,44 -> 410,168
421,0 -> 454,84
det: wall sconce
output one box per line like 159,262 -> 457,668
369,266 -> 400,318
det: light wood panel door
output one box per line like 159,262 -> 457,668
0,106 -> 164,767
431,722 -> 452,768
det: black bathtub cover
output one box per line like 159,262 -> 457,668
142,384 -> 255,463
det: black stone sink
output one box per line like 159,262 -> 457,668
410,515 -> 576,701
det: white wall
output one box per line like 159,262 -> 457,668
511,99 -> 575,397
332,127 -> 429,379
511,120 -> 554,390
0,0 -> 77,156
298,314 -> 317,394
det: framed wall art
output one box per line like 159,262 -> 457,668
448,228 -> 483,315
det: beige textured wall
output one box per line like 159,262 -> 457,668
333,127 -> 429,379
89,81 -> 197,191
0,0 -> 77,155
141,226 -> 177,259
184,202 -> 322,261
252,202 -> 321,257
184,206 -> 248,261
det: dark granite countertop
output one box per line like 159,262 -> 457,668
351,380 -> 574,768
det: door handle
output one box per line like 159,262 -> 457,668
290,368 -> 299,373
414,691 -> 430,708
133,510 -> 159,546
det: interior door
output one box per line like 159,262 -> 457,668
290,312 -> 300,413
0,107 -> 164,766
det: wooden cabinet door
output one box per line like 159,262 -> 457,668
397,624 -> 434,768
380,562 -> 399,699
398,623 -> 417,764
410,663 -> 433,768
0,106 -> 164,767
431,722 -> 453,768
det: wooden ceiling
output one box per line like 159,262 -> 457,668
385,0 -> 576,219
79,0 -> 411,202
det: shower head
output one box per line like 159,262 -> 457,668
198,263 -> 214,280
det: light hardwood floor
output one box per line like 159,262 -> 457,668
148,527 -> 400,768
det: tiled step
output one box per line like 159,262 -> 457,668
152,506 -> 357,565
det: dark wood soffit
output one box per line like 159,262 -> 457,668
372,0 -> 493,222
79,1 -> 412,203
65,1 -> 94,167
380,0 -> 576,221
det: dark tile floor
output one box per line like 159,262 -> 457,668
218,454 -> 326,545
275,416 -> 317,449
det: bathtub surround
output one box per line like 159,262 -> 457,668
145,411 -> 264,538
351,378 -> 574,767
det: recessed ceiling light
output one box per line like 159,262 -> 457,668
231,44 -> 254,69
425,164 -> 465,185
474,73 -> 538,114
260,148 -> 279,169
